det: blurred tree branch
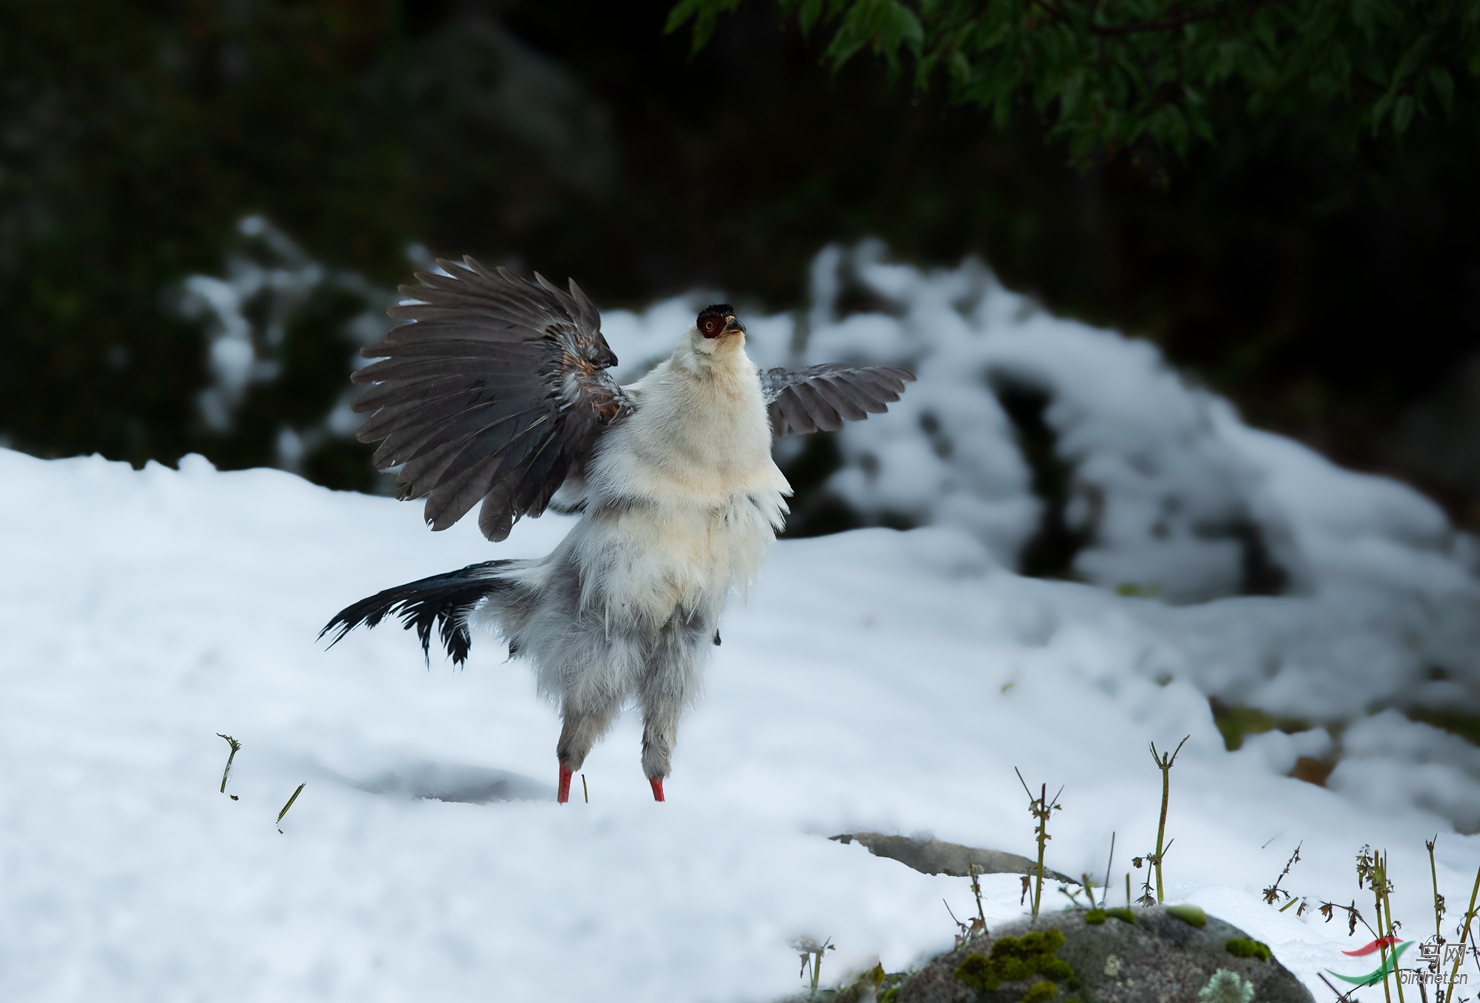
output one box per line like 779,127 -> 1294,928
667,0 -> 1480,165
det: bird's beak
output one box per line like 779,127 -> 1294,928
722,315 -> 745,336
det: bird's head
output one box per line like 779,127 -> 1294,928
690,303 -> 746,354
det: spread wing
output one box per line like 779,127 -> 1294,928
351,257 -> 633,542
759,364 -> 915,438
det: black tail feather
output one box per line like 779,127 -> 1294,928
319,560 -> 520,666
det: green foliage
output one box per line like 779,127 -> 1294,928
1022,981 -> 1059,1003
1224,938 -> 1271,961
1209,700 -> 1312,752
668,0 -> 1480,163
955,929 -> 1075,994
0,0 -> 406,478
1085,908 -> 1106,925
1406,708 -> 1480,748
6,0 -> 1479,521
957,954 -> 999,993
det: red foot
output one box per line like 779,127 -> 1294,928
557,765 -> 573,804
649,776 -> 665,802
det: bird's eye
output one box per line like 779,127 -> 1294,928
703,318 -> 718,334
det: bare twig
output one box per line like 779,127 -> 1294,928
1264,842 -> 1303,906
216,733 -> 241,794
969,861 -> 986,930
1318,973 -> 1359,1003
1428,837 -> 1446,945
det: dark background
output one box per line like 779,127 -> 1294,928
4,0 -> 1477,527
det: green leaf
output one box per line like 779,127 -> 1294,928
1429,66 -> 1455,111
890,2 -> 925,54
665,0 -> 1477,164
664,0 -> 744,54
1392,93 -> 1414,133
950,49 -> 972,86
663,0 -> 703,35
1389,33 -> 1434,84
799,0 -> 825,37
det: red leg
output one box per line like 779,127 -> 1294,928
648,776 -> 665,802
557,765 -> 573,804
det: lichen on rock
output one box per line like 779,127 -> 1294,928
1198,969 -> 1255,1003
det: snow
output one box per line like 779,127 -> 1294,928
3,446 -> 1478,1001
6,246 -> 1480,1000
175,216 -> 392,460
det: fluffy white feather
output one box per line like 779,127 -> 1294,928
470,321 -> 791,782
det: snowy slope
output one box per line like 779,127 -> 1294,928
2,446 -> 1478,1002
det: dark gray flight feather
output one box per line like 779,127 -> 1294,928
318,561 -> 522,665
353,259 -> 633,542
758,364 -> 915,438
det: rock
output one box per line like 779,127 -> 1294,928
893,907 -> 1313,1003
831,832 -> 1074,882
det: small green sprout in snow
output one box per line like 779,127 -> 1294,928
276,783 -> 305,832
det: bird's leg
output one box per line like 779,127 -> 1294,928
555,702 -> 616,804
637,612 -> 706,802
638,680 -> 684,802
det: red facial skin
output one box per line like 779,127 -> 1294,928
699,313 -> 745,339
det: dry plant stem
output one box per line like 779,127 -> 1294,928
1149,735 -> 1188,903
1034,783 -> 1048,921
1015,768 -> 1061,923
1125,873 -> 1132,909
1445,865 -> 1480,1003
216,733 -> 241,794
1102,832 -> 1116,910
970,862 -> 986,928
1265,843 -> 1303,906
1378,851 -> 1405,1003
1367,849 -> 1396,1003
1318,973 -> 1358,1003
1427,836 -> 1444,944
809,940 -> 833,997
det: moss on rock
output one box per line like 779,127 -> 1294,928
955,929 -> 1075,994
1167,904 -> 1207,928
1224,939 -> 1271,962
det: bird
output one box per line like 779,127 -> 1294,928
321,258 -> 914,802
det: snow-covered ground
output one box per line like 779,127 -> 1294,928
5,250 -> 1480,1000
